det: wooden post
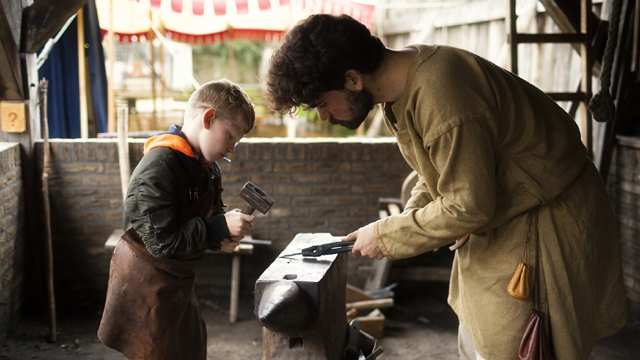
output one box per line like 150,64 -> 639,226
255,233 -> 348,360
150,15 -> 157,131
230,253 -> 241,323
77,8 -> 88,139
107,0 -> 116,133
581,0 -> 593,158
116,102 -> 130,201
39,79 -> 57,343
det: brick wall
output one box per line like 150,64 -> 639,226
607,136 -> 640,321
33,138 -> 413,312
29,136 -> 640,320
0,143 -> 24,344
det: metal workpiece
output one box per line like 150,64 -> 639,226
255,233 -> 348,360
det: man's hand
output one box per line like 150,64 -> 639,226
343,222 -> 385,260
220,237 -> 242,253
224,208 -> 254,237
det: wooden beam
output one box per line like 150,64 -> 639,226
21,0 -> 88,53
0,0 -> 23,99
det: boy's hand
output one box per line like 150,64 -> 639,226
224,208 -> 254,237
220,237 -> 241,253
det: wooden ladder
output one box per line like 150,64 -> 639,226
507,0 -> 594,157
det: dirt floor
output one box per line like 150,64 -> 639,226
1,285 -> 639,360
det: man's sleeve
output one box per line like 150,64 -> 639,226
404,173 -> 433,210
375,120 -> 497,259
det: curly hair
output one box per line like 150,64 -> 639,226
265,14 -> 385,114
186,79 -> 255,133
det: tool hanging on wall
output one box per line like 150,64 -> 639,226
39,78 -> 57,343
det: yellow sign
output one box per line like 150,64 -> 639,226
1,102 -> 26,133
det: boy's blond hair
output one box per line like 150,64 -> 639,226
185,79 -> 255,133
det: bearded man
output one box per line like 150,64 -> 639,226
265,14 -> 628,360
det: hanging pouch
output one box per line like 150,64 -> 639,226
508,262 -> 530,300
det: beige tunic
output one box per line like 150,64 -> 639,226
376,45 -> 628,359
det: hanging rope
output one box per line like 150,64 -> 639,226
589,0 -> 623,122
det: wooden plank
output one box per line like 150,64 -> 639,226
0,0 -> 23,100
346,298 -> 394,311
517,33 -> 586,43
21,0 -> 88,53
346,284 -> 373,303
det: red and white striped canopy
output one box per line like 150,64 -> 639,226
97,0 -> 375,44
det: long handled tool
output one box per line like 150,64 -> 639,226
39,79 -> 57,343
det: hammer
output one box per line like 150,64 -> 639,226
239,181 -> 274,215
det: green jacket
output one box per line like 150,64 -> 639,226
124,124 -> 229,258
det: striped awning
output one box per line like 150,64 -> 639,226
97,0 -> 375,44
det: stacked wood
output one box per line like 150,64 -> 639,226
345,285 -> 392,339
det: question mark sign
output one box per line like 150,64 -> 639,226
9,112 -> 17,128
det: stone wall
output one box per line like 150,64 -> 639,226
607,136 -> 640,321
33,138 -> 413,312
0,143 -> 24,344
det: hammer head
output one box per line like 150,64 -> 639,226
239,181 -> 274,214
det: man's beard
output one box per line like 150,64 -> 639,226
328,88 -> 375,130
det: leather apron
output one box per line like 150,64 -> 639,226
98,193 -> 217,360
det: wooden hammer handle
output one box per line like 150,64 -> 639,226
242,205 -> 255,215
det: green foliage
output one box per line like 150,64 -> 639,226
192,41 -> 266,84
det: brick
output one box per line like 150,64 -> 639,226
255,218 -> 289,229
289,218 -> 329,229
72,142 -> 85,162
315,184 -> 350,195
106,163 -> 121,174
351,184 -> 394,194
232,161 -> 273,173
309,143 -> 341,161
352,162 -> 389,172
620,181 -> 640,196
313,162 -> 351,172
0,171 -> 17,188
349,206 -> 378,216
310,207 -> 348,218
331,196 -> 367,206
274,185 -> 312,195
332,173 -> 367,183
251,174 -> 291,184
270,207 -> 309,218
293,173 -> 331,183
292,196 -> 330,206
274,143 -> 306,160
329,218 -> 367,230
62,187 -> 106,198
82,175 -> 121,186
274,162 -> 311,172
61,163 -> 104,174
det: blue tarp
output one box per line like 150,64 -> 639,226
37,0 -> 108,138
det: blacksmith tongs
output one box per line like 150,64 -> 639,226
283,240 -> 355,257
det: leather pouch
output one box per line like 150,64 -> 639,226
517,309 -> 553,360
508,262 -> 530,300
517,209 -> 553,360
